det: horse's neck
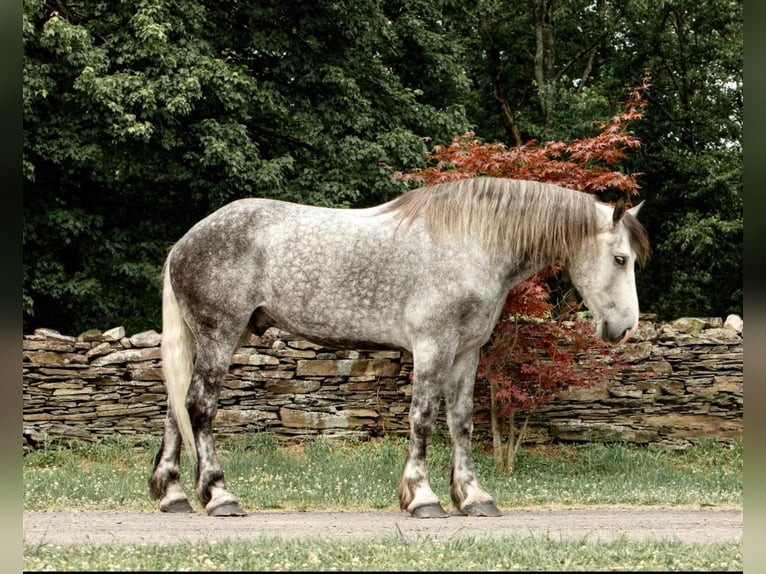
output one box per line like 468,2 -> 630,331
495,252 -> 545,290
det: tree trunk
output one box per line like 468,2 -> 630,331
490,380 -> 504,469
493,77 -> 523,147
478,1 -> 523,147
533,0 -> 557,127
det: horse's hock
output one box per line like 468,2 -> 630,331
22,315 -> 743,450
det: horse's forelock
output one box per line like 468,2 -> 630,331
382,177 -> 597,267
623,212 -> 650,266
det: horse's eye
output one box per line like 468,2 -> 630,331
614,255 -> 627,266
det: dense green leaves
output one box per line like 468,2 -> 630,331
23,0 -> 470,333
23,0 -> 742,333
617,0 -> 743,318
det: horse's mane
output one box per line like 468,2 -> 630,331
381,177 -> 599,268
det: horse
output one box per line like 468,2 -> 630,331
149,176 -> 649,518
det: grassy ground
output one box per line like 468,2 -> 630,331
23,433 -> 743,510
23,434 -> 743,570
24,535 -> 741,571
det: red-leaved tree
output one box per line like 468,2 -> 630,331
395,71 -> 650,471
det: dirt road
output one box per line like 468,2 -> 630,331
23,506 -> 742,546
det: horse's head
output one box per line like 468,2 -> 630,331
568,199 -> 649,344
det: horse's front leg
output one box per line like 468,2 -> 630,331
445,348 -> 502,516
398,341 -> 451,518
188,345 -> 246,517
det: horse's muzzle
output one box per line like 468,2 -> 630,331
599,320 -> 637,344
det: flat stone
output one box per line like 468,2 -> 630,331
618,341 -> 653,363
91,347 -> 161,366
279,407 -> 349,429
723,314 -> 743,333
86,342 -> 113,359
231,352 -> 280,366
23,340 -> 76,352
255,370 -> 295,379
607,386 -> 644,399
39,381 -> 86,390
556,384 -> 610,401
129,330 -> 161,348
368,351 -> 402,359
215,409 -> 278,426
701,328 -> 740,342
103,326 -> 126,342
267,348 -> 316,359
296,359 -> 400,377
659,380 -> 685,395
288,340 -> 324,350
265,380 -> 321,394
34,328 -> 76,343
670,317 -> 708,335
642,413 -> 739,437
24,351 -> 72,365
77,329 -> 103,342
346,408 -> 379,419
53,386 -> 95,396
129,366 -> 164,381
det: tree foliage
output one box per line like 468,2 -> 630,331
23,0 -> 471,333
23,0 -> 741,334
614,0 -> 743,319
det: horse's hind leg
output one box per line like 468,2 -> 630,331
187,337 -> 247,516
149,412 -> 194,513
445,348 -> 502,517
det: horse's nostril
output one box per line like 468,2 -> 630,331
602,321 -> 628,344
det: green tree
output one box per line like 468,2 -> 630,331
23,0 -> 471,334
23,0 -> 743,334
611,0 -> 743,319
460,0 -> 742,319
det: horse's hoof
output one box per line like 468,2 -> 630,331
207,501 -> 247,517
160,498 -> 195,513
411,503 -> 449,519
462,501 -> 503,517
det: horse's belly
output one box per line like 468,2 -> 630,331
259,302 -> 407,351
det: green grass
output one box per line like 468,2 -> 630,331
23,433 -> 743,511
23,535 -> 742,571
23,434 -> 743,570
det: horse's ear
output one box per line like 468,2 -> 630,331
627,200 -> 644,218
612,199 -> 626,226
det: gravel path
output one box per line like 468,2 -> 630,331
23,506 -> 742,546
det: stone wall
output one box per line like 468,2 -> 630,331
22,315 -> 743,450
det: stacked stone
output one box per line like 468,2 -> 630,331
23,326 -> 415,449
215,329 -> 414,440
524,315 -> 743,448
23,326 -> 164,448
23,315 -> 743,450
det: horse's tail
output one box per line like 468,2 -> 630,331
161,253 -> 197,461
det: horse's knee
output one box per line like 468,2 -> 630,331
409,391 -> 441,432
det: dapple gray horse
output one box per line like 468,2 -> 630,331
149,177 -> 649,518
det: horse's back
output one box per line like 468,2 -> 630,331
167,196 -> 507,352
167,198 -> 413,347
